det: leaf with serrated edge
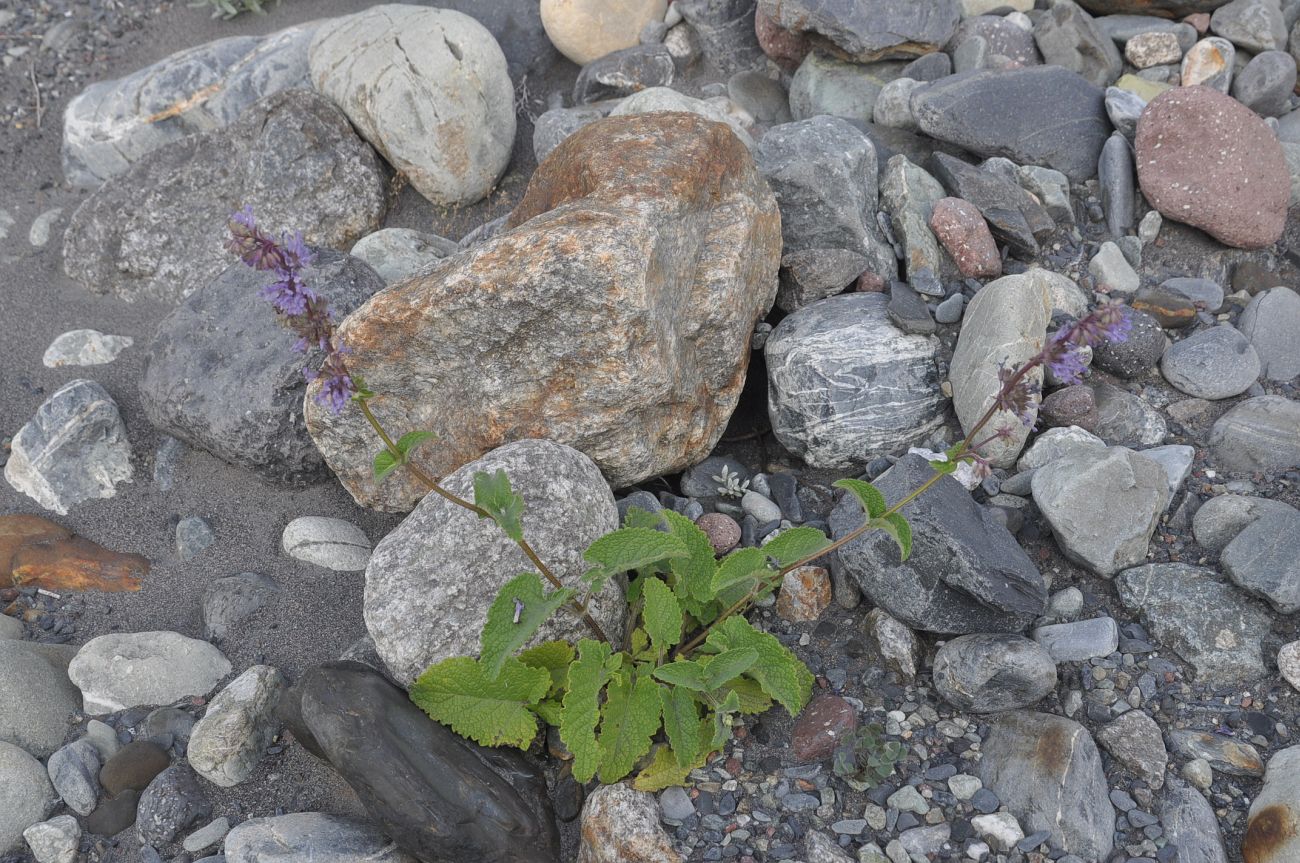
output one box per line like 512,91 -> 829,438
409,657 -> 550,748
716,676 -> 772,714
597,672 -> 662,783
652,660 -> 709,692
632,744 -> 694,792
473,469 -> 525,543
701,647 -> 759,691
584,528 -> 689,580
834,478 -> 887,519
561,639 -> 611,782
622,507 -> 665,530
532,698 -> 564,727
761,526 -> 832,568
518,640 -> 574,694
395,430 -> 437,458
873,513 -> 913,562
661,510 -> 717,603
373,450 -> 398,482
705,616 -> 812,716
642,578 -> 683,654
479,573 -> 574,679
659,684 -> 700,768
710,547 -> 771,595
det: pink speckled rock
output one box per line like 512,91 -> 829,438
929,197 -> 1002,279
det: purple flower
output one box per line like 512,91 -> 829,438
993,363 -> 1041,427
1043,330 -> 1089,386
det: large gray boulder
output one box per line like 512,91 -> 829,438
0,641 -> 80,758
830,455 -> 1047,634
68,632 -> 232,715
766,294 -> 945,467
139,251 -> 385,485
756,0 -> 961,62
364,440 -> 624,687
309,5 -> 515,207
225,813 -> 417,863
1237,286 -> 1300,380
978,712 -> 1114,861
1162,779 -> 1229,863
1208,396 -> 1300,473
1245,746 -> 1300,863
63,89 -> 388,304
0,742 -> 57,853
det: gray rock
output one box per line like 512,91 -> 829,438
1115,563 -> 1271,683
871,77 -> 923,130
224,813 -> 416,863
1232,50 -> 1298,116
887,282 -> 938,335
1095,14 -> 1197,49
282,517 -> 372,572
1162,277 -> 1224,312
610,87 -> 755,147
3,380 -> 132,515
1016,426 -> 1107,472
82,720 -> 120,762
46,739 -> 100,816
1169,730 -> 1264,776
1099,133 -> 1135,238
0,641 -> 80,758
0,742 -> 56,853
935,293 -> 965,323
788,52 -> 907,122
188,665 -> 287,788
978,712 -> 1114,861
1208,395 -> 1300,473
660,786 -> 695,822
1162,779 -> 1229,863
756,0 -> 961,62
0,616 -> 21,640
63,89 -> 387,304
176,516 -> 215,561
203,573 -> 280,641
900,51 -> 951,82
22,816 -> 81,863
1032,617 -> 1119,662
766,294 -> 945,467
1088,241 -> 1139,295
933,634 -> 1057,712
776,248 -> 870,312
532,105 -> 606,164
675,0 -> 767,76
349,229 -> 459,285
1192,494 -> 1298,552
1221,509 -> 1300,613
912,66 -> 1109,183
865,608 -> 921,681
1237,286 -> 1300,380
1092,307 -> 1164,377
1245,746 -> 1300,862
183,818 -> 231,854
62,25 -> 317,188
680,456 -> 752,500
1105,86 -> 1146,141
68,632 -> 232,715
831,454 -> 1047,634
949,272 -> 1052,467
930,153 -> 1053,257
573,45 -> 674,103
1031,0 -> 1123,87
137,765 -> 212,846
727,71 -> 792,124
880,155 -> 947,294
309,6 -> 514,207
1031,447 -> 1167,576
577,783 -> 679,863
1140,443 -> 1195,499
365,440 -> 624,686
952,14 -> 1042,67
42,329 -> 133,368
406,0 -> 560,85
1211,0 -> 1288,52
1161,325 -> 1261,400
1096,711 -> 1167,789
1088,381 -> 1167,447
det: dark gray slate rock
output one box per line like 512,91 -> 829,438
224,813 -> 415,863
929,153 -> 1054,257
788,53 -> 909,123
1115,563 -> 1270,683
46,739 -> 101,816
756,0 -> 961,62
978,712 -> 1114,861
1211,0 -> 1288,52
203,573 -> 280,641
1237,286 -> 1300,380
1105,85 -> 1146,141
1031,0 -> 1123,87
887,282 -> 937,335
1232,50 -> 1298,116
1221,509 -> 1300,613
139,251 -> 384,485
1096,711 -> 1167,789
1092,307 -> 1164,378
1160,779 -> 1229,863
755,116 -> 897,282
913,66 -> 1109,183
1099,132 -> 1135,238
62,25 -> 317,188
933,634 -> 1057,713
1160,325 -> 1261,400
63,89 -> 388,305
286,662 -> 560,863
676,0 -> 768,76
573,45 -> 675,103
766,295 -> 945,467
1162,277 -> 1224,312
137,765 -> 211,846
950,15 -> 1042,67
1095,14 -> 1198,50
1032,617 -> 1119,662
3,380 -> 132,516
830,454 -> 1048,634
532,105 -> 607,164
901,51 -> 952,82
776,249 -> 869,312
1208,396 -> 1300,473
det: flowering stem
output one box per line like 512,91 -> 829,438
356,398 -> 609,644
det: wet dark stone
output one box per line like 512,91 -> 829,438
99,741 -> 169,797
84,789 -> 142,837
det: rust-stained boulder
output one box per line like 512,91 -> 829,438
307,112 -> 782,511
1,514 -> 147,593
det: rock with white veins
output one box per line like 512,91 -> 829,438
188,665 -> 287,787
42,330 -> 133,368
22,816 -> 80,863
68,631 -> 231,715
282,517 -> 372,572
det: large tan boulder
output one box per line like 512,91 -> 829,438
540,0 -> 668,66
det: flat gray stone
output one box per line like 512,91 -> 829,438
69,631 -> 231,715
1232,50 -> 1297,116
137,764 -> 212,846
1237,286 -> 1300,380
183,818 -> 231,854
789,52 -> 908,123
282,517 -> 372,572
1139,444 -> 1195,500
1161,325 -> 1261,399
349,228 -> 459,285
1162,779 -> 1229,863
1032,617 -> 1119,662
933,634 -> 1057,712
42,329 -> 132,368
1221,509 -> 1300,613
757,0 -> 960,62
880,155 -> 947,294
1211,0 -> 1288,52
46,739 -> 100,816
22,816 -> 80,863
188,665 -> 287,787
224,813 -> 416,863
1097,711 -> 1167,789
203,573 -> 280,641
1192,494 -> 1298,552
1031,0 -> 1123,87
1208,396 -> 1300,473
1016,426 -> 1106,472
1088,381 -> 1167,447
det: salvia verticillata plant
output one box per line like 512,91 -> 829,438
190,0 -> 278,20
229,209 -> 1129,788
832,723 -> 908,790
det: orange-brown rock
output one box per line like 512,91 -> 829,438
0,514 -> 148,593
0,514 -> 71,574
776,565 -> 832,623
307,112 -> 782,511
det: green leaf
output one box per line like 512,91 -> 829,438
479,573 -> 575,679
561,639 -> 612,782
652,659 -> 710,692
659,684 -> 701,768
710,547 -> 772,595
716,676 -> 773,715
622,506 -> 666,530
584,528 -> 689,580
705,616 -> 813,717
761,526 -> 832,568
473,469 -> 526,543
518,640 -> 575,694
701,647 -> 759,690
873,513 -> 913,562
928,458 -> 958,476
409,657 -> 550,748
532,698 -> 564,727
642,578 -> 683,654
395,430 -> 437,458
632,744 -> 695,792
350,374 -> 375,400
373,449 -> 399,482
597,672 -> 662,783
661,510 -> 718,604
834,478 -> 887,518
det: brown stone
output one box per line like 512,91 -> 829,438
1232,261 -> 1282,296
775,565 -> 831,623
11,536 -> 148,593
84,789 -> 141,838
0,514 -> 70,574
1039,385 -> 1099,431
100,741 -> 170,797
790,693 -> 858,763
696,513 -> 740,556
1183,12 -> 1211,33
1132,285 -> 1198,327
306,112 -> 782,511
1135,86 -> 1289,250
754,6 -> 810,72
929,197 -> 1001,279
855,271 -> 887,292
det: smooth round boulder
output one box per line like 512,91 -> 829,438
0,641 -> 80,758
540,0 -> 667,66
1160,326 -> 1260,399
0,742 -> 57,853
69,632 -> 232,715
933,634 -> 1058,713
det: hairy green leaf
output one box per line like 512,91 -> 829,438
395,430 -> 437,459
584,528 -> 689,580
473,469 -> 525,543
632,744 -> 695,792
716,676 -> 773,715
561,639 -> 612,782
659,684 -> 701,768
834,478 -> 888,518
532,698 -> 564,727
928,458 -> 958,476
518,640 -> 575,694
409,657 -> 550,748
705,616 -> 813,717
373,449 -> 399,482
710,547 -> 772,595
873,513 -> 913,562
622,506 -> 665,530
652,660 -> 709,692
661,510 -> 718,604
597,672 -> 662,783
701,647 -> 759,690
761,526 -> 832,568
642,577 -> 683,654
479,573 -> 575,679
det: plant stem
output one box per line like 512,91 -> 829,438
356,398 -> 609,644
